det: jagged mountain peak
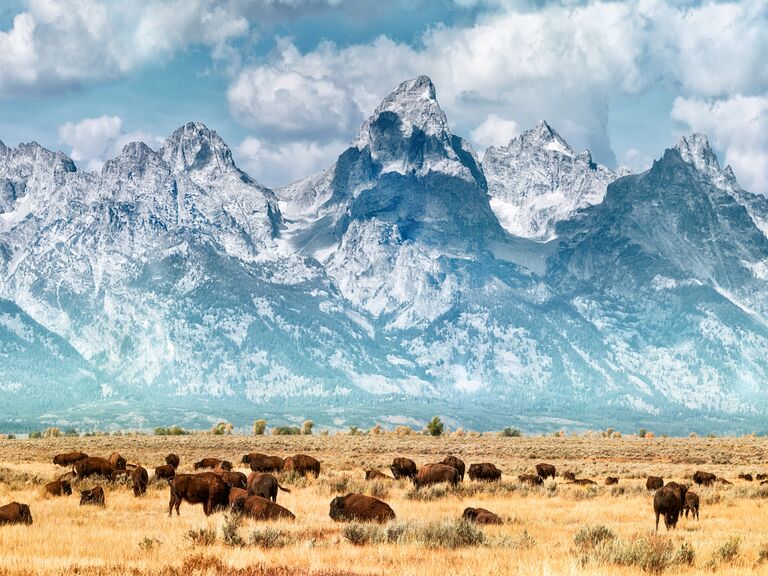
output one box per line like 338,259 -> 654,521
161,121 -> 235,175
673,132 -> 740,192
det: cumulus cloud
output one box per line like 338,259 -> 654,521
471,114 -> 519,150
672,95 -> 768,195
58,115 -> 163,172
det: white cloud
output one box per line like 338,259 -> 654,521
671,95 -> 768,195
621,148 -> 653,174
236,136 -> 346,187
58,115 -> 163,172
471,114 -> 518,149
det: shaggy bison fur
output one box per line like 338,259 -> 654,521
168,473 -> 229,516
234,495 -> 295,521
646,476 -> 664,491
442,456 -> 465,481
654,481 -> 688,531
132,466 -> 148,497
74,457 -> 118,480
390,457 -> 418,480
0,502 -> 32,525
155,464 -> 176,480
683,491 -> 699,520
247,472 -> 291,503
693,471 -> 718,486
53,452 -> 88,467
535,463 -> 556,480
44,479 -> 72,497
165,453 -> 180,468
468,463 -> 502,482
242,453 -> 284,473
413,463 -> 459,489
329,493 -> 395,523
80,486 -> 105,506
283,454 -> 320,477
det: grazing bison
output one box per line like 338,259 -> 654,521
80,486 -> 106,506
646,476 -> 664,491
571,478 -> 597,486
132,466 -> 148,497
155,464 -> 176,480
193,458 -> 229,470
390,457 -> 418,480
215,470 -> 247,490
468,463 -> 502,482
74,457 -> 118,480
462,507 -> 503,525
243,453 -> 284,473
234,495 -> 295,520
693,471 -> 718,486
605,476 -> 619,485
683,491 -> 699,520
654,482 -> 688,532
535,463 -> 556,480
413,463 -> 459,489
228,487 -> 248,508
168,473 -> 229,516
165,453 -> 180,468
283,454 -> 320,477
108,452 -> 127,470
44,479 -> 72,496
0,502 -> 32,525
329,493 -> 395,523
738,473 -> 753,482
563,471 -> 576,482
247,472 -> 291,502
365,470 -> 393,481
53,452 -> 88,467
518,474 -> 543,486
442,456 -> 465,482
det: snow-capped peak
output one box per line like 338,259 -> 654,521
161,122 -> 235,175
674,133 -> 741,193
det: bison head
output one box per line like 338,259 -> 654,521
241,454 -> 251,464
19,504 -> 32,525
329,496 -> 346,520
61,480 -> 72,495
462,507 -> 477,521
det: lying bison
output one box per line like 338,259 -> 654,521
683,491 -> 699,520
155,464 -> 176,480
518,474 -> 543,486
738,473 -> 753,481
535,463 -> 556,480
165,453 -> 180,469
283,454 -> 320,477
442,456 -> 465,482
390,457 -> 418,480
693,471 -> 717,486
80,486 -> 105,506
108,452 -> 127,470
132,466 -> 148,497
365,470 -> 393,481
329,493 -> 395,523
247,472 -> 291,503
605,477 -> 619,485
462,507 -> 502,525
234,495 -> 295,521
44,479 -> 72,497
0,502 -> 32,525
228,487 -> 248,508
243,453 -> 284,473
646,476 -> 664,491
468,463 -> 501,482
168,473 -> 229,516
571,478 -> 597,486
413,463 -> 459,489
654,481 -> 688,531
74,457 -> 118,480
193,458 -> 230,471
53,452 -> 88,467
563,471 -> 576,482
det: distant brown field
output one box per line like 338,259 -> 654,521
1,434 -> 768,575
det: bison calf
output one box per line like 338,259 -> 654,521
365,470 -> 393,481
80,486 -> 106,506
462,507 -> 502,525
0,502 -> 32,525
683,491 -> 699,520
329,493 -> 395,523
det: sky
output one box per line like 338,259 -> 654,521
0,0 -> 766,193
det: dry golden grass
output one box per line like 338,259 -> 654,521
1,434 -> 768,575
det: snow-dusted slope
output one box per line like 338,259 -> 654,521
483,120 -> 618,240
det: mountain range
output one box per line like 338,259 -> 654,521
2,75 -> 767,434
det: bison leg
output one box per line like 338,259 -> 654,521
655,512 -> 660,532
168,493 -> 175,516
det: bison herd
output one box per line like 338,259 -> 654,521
0,449 -> 755,533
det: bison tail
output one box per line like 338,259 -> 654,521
277,483 -> 291,493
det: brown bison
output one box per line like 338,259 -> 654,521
74,457 -> 118,480
462,507 -> 502,525
155,464 -> 176,480
757,473 -> 767,481
243,453 -> 284,473
228,487 -> 248,508
234,495 -> 295,521
654,481 -> 688,531
717,477 -> 733,486
0,502 -> 32,525
738,473 -> 753,482
329,493 -> 395,523
53,452 -> 88,467
683,491 -> 699,520
283,454 -> 320,477
247,472 -> 291,502
168,473 -> 229,516
571,478 -> 597,486
468,463 -> 502,482
165,453 -> 180,468
518,474 -> 543,486
563,471 -> 576,481
215,470 -> 247,489
535,463 -> 556,480
605,476 -> 619,485
693,470 -> 717,486
80,486 -> 105,506
108,452 -> 127,470
132,466 -> 148,497
646,476 -> 664,491
365,470 -> 393,481
442,456 -> 465,482
44,479 -> 72,497
413,463 -> 459,489
193,458 -> 230,470
390,457 -> 418,480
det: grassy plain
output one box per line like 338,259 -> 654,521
1,434 -> 768,575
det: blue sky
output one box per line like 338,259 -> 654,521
0,0 -> 765,192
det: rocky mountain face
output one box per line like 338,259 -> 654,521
1,77 -> 767,433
